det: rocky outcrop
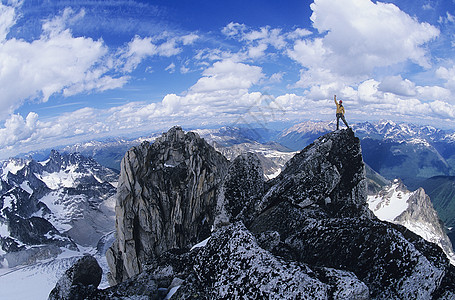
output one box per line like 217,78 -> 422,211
48,255 -> 102,300
172,222 -> 369,299
210,141 -> 296,180
259,129 -> 373,218
214,152 -> 265,228
249,131 -> 452,298
58,127 -> 455,299
107,126 -> 229,285
64,222 -> 369,299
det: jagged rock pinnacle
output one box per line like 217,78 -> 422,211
259,129 -> 373,218
106,126 -> 229,284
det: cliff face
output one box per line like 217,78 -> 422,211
106,126 -> 230,284
72,127 -> 455,299
214,152 -> 265,228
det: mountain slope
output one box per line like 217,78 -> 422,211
56,127 -> 455,299
367,179 -> 455,264
419,175 -> 455,247
420,176 -> 455,228
0,151 -> 118,299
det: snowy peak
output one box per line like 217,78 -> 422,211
195,126 -> 277,146
281,120 -> 333,136
281,120 -> 454,144
39,150 -> 118,187
0,158 -> 29,181
0,150 -> 118,269
354,120 -> 449,142
367,180 -> 455,264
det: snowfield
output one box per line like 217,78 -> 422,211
367,180 -> 455,265
367,180 -> 411,220
0,152 -> 118,299
0,247 -> 111,300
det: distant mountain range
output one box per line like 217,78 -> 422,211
18,121 -> 455,234
278,120 -> 455,188
22,121 -> 455,186
4,122 -> 455,249
0,151 -> 117,299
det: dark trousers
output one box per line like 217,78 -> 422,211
336,113 -> 349,130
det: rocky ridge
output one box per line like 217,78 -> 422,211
57,127 -> 455,299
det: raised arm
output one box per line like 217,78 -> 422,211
334,95 -> 338,105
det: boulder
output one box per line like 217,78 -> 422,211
48,255 -> 102,300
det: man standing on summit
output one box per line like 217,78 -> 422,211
334,95 -> 350,130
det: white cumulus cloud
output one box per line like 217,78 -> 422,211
191,59 -> 264,93
436,65 -> 455,95
0,112 -> 38,147
378,75 -> 417,97
0,3 -> 199,121
289,0 -> 439,78
0,5 -> 126,120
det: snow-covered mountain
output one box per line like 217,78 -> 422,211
0,151 -> 118,299
33,120 -> 455,185
279,119 -> 455,149
354,120 -> 455,143
367,179 -> 455,265
61,135 -> 160,171
276,120 -> 334,150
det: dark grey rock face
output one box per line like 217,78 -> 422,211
249,130 -> 453,299
48,255 -> 102,300
215,152 -> 265,228
172,222 -> 369,300
107,126 -> 230,285
261,129 -> 373,218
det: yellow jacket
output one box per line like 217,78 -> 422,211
334,98 -> 345,114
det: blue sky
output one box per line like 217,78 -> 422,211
1,0 -> 455,158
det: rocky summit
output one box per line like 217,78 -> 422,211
53,127 -> 455,299
106,126 -> 230,285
